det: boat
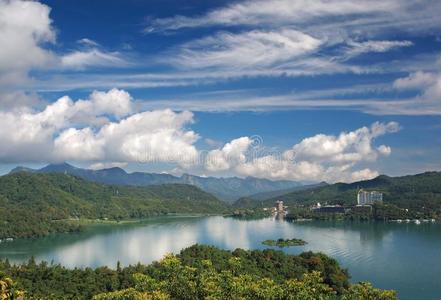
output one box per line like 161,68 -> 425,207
415,220 -> 421,225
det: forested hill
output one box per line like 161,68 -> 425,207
0,172 -> 228,239
235,171 -> 441,212
10,163 -> 302,202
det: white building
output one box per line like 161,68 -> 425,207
357,189 -> 383,206
276,200 -> 284,212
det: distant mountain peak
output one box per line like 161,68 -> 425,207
40,162 -> 77,173
99,167 -> 127,175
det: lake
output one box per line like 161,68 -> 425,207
1,216 -> 440,299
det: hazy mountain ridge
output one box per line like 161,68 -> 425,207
10,163 -> 303,202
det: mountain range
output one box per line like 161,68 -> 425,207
10,163 -> 303,202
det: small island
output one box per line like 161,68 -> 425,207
262,238 -> 307,247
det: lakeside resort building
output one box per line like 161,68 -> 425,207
357,189 -> 383,206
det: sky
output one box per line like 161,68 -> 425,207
0,0 -> 440,182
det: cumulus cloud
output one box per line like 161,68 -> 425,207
205,137 -> 252,171
54,109 -> 199,165
0,86 -> 400,182
0,91 -> 46,112
0,89 -> 199,166
204,122 -> 399,182
0,0 -> 56,85
88,88 -> 133,118
0,0 -> 129,95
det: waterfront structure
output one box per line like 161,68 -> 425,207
357,189 -> 383,206
312,205 -> 345,214
274,200 -> 287,218
276,200 -> 284,213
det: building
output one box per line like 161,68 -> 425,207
357,189 -> 383,206
276,200 -> 284,213
312,205 -> 345,214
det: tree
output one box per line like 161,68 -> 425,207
0,275 -> 22,300
342,282 -> 397,300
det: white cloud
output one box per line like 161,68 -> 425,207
343,40 -> 413,59
392,71 -> 441,111
0,0 -> 56,85
147,0 -> 441,39
205,122 -> 399,182
88,88 -> 133,118
0,88 -> 400,182
61,49 -> 127,70
393,71 -> 439,92
205,137 -> 251,171
377,145 -> 392,156
0,91 -> 46,112
143,0 -> 441,85
77,38 -> 100,47
0,89 -> 199,166
147,0 -> 399,32
169,29 -> 322,70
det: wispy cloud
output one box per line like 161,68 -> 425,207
146,0 -> 441,37
342,40 -> 413,60
146,0 -> 400,32
61,49 -> 128,70
165,29 -> 322,70
77,38 -> 100,47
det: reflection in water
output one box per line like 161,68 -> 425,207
1,216 -> 441,300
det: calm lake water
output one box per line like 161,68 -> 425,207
1,216 -> 440,299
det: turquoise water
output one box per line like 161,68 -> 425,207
1,216 -> 440,299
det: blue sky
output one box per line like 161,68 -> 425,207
0,0 -> 440,182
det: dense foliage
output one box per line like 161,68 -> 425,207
0,172 -> 229,239
93,267 -> 396,300
238,172 -> 441,219
0,245 -> 356,299
262,238 -> 307,247
93,261 -> 336,300
226,208 -> 272,219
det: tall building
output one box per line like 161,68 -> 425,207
357,189 -> 383,206
276,200 -> 284,213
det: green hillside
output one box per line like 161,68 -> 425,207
236,172 -> 441,216
0,172 -> 229,239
